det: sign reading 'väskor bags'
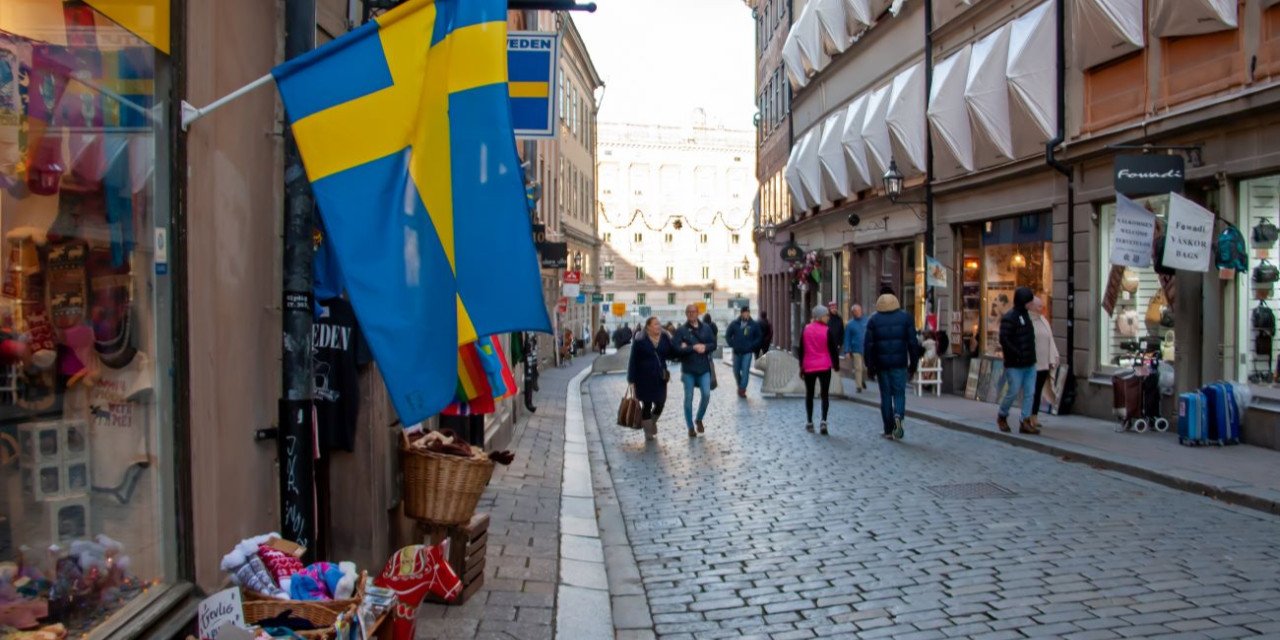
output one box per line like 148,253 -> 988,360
1114,154 -> 1185,196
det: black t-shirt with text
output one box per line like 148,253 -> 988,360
313,298 -> 371,453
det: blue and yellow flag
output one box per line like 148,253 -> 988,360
271,0 -> 550,425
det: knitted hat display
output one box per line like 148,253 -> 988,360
373,541 -> 460,640
257,544 -> 304,594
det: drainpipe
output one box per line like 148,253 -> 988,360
924,0 -> 935,319
1044,0 -> 1076,412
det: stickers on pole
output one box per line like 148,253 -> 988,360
1110,194 -> 1156,268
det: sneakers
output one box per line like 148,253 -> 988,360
820,421 -> 829,436
696,420 -> 705,434
997,415 -> 1011,432
687,428 -> 697,438
892,416 -> 905,440
1019,418 -> 1040,435
805,423 -> 815,433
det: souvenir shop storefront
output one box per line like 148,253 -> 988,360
953,212 -> 1054,359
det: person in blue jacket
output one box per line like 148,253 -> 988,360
725,305 -> 761,398
627,316 -> 676,440
842,304 -> 869,393
674,304 -> 718,438
863,290 -> 921,440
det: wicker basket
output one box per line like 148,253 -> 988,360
242,600 -> 352,639
401,446 -> 495,525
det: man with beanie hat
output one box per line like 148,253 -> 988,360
863,289 -> 921,440
997,287 -> 1040,434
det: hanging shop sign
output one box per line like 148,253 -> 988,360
1114,154 -> 1185,197
1163,192 -> 1215,272
508,31 -> 560,139
563,270 -> 582,284
611,302 -> 627,317
591,292 -> 605,303
557,297 -> 569,314
539,241 -> 568,269
1110,194 -> 1157,268
925,257 -> 947,287
780,242 -> 804,263
576,293 -> 586,304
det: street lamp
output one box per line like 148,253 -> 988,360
741,256 -> 751,275
882,159 -> 905,203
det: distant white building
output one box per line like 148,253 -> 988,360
596,116 -> 759,331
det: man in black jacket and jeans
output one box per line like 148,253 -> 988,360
997,287 -> 1041,434
675,305 -> 718,438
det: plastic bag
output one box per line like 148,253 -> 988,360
1157,361 -> 1175,396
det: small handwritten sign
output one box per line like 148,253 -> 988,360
198,588 -> 244,640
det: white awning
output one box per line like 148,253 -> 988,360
844,0 -> 876,35
887,62 -> 927,174
1007,1 -> 1057,142
782,30 -> 809,90
1151,0 -> 1236,37
840,94 -> 873,191
798,128 -> 824,206
1072,0 -> 1143,70
861,84 -> 894,178
928,46 -> 975,172
965,23 -> 1014,160
796,2 -> 832,76
817,0 -> 853,55
785,138 -> 811,211
819,111 -> 851,201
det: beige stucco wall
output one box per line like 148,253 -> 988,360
184,0 -> 284,591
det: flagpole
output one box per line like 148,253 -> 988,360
179,73 -> 275,131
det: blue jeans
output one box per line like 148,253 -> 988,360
998,366 -> 1038,419
682,372 -> 712,428
877,368 -> 908,434
732,352 -> 753,390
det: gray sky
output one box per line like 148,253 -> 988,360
573,0 -> 757,128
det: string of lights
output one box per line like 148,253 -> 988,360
598,206 -> 754,233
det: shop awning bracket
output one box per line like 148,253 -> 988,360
256,427 -> 280,442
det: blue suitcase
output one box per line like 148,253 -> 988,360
1178,391 -> 1208,446
1201,382 -> 1242,444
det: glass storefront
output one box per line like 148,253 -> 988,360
1097,196 -> 1170,369
851,239 -> 921,323
1237,175 -> 1280,386
956,213 -> 1053,357
0,5 -> 172,635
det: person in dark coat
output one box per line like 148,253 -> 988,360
825,301 -> 844,372
864,291 -> 921,440
997,286 -> 1040,434
675,305 -> 718,438
628,316 -> 676,440
756,311 -> 773,358
593,325 -> 609,354
613,323 -> 632,349
702,313 -> 719,346
726,306 -> 761,398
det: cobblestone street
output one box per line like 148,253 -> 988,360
587,363 -> 1280,639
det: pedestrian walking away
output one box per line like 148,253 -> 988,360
627,316 -> 676,440
674,305 -> 717,438
997,287 -> 1041,434
1029,295 -> 1059,429
825,301 -> 844,376
593,324 -> 609,355
755,311 -> 773,358
726,305 -> 761,398
864,290 -> 921,440
795,305 -> 834,434
613,323 -> 633,348
843,304 -> 869,392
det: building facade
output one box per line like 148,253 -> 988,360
759,0 -> 1280,451
596,118 -> 759,331
525,11 -> 602,363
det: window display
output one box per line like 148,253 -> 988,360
1097,197 -> 1171,369
956,213 -> 1053,358
0,4 -> 171,636
1237,175 -> 1280,386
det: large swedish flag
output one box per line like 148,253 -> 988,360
271,0 -> 551,425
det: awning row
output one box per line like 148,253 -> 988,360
786,59 -> 925,210
782,0 -> 896,91
1074,0 -> 1239,70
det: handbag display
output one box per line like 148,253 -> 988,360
1121,268 -> 1140,294
616,387 -> 642,429
1253,260 -> 1279,284
1145,291 -> 1166,326
1252,303 -> 1276,335
1253,218 -> 1279,249
1161,331 -> 1175,362
1115,309 -> 1139,337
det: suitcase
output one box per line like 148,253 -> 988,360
1112,371 -> 1142,425
1178,391 -> 1208,445
1201,382 -> 1242,444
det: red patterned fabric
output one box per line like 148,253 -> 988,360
373,542 -> 461,640
257,544 -> 304,586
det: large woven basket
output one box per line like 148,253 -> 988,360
401,446 -> 494,525
241,571 -> 367,614
242,600 -> 352,639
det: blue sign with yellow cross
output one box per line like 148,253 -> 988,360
507,31 -> 559,139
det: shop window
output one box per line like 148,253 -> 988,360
0,7 -> 172,635
664,233 -> 673,244
665,266 -> 674,280
606,293 -> 615,302
1238,176 -> 1280,386
1083,51 -> 1147,134
701,266 -> 710,279
1258,5 -> 1280,80
1157,28 -> 1244,110
956,214 -> 1054,357
603,232 -> 612,243
1097,197 -> 1170,370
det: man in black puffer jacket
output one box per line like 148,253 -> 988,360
864,290 -> 921,440
997,286 -> 1040,434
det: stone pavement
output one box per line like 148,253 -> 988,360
841,376 -> 1280,515
587,362 -> 1280,639
415,356 -> 592,640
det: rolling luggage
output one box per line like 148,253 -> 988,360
1112,371 -> 1142,430
1200,382 -> 1242,444
1177,391 -> 1208,445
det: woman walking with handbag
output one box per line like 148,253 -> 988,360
628,316 -> 676,440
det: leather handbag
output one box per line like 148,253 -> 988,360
616,387 -> 642,429
1145,291 -> 1166,326
1254,260 -> 1280,284
1121,268 -> 1140,294
1253,218 -> 1279,248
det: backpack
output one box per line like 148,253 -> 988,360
1215,226 -> 1248,274
1252,303 -> 1276,336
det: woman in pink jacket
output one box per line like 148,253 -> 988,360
796,305 -> 834,434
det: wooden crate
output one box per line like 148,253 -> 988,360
420,513 -> 488,605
